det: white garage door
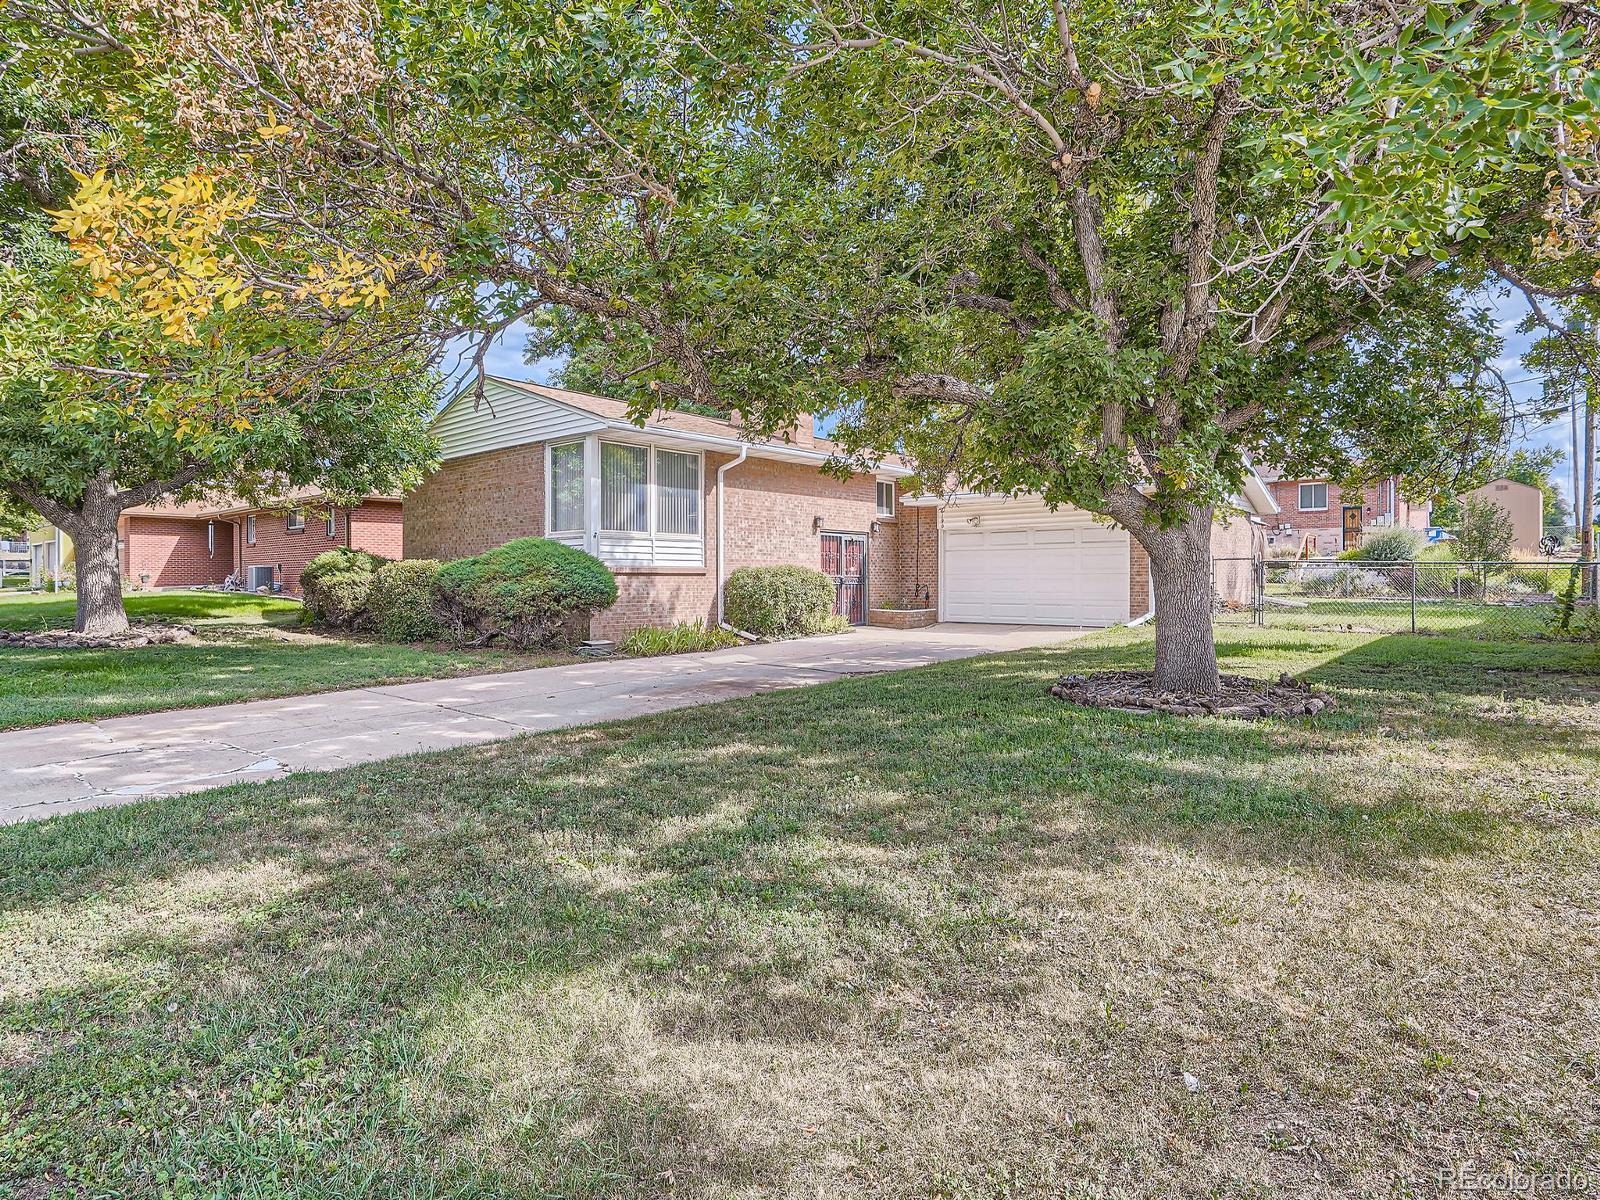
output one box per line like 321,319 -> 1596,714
940,503 -> 1131,626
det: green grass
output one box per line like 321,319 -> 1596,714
2,626 -> 1596,1197
1249,592 -> 1562,637
0,590 -> 572,730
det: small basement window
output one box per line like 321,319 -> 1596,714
1298,483 -> 1328,512
876,480 -> 896,518
287,509 -> 305,532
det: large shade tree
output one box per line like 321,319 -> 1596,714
0,173 -> 440,634
538,0 -> 1598,692
1,3 -> 443,635
16,0 -> 1599,683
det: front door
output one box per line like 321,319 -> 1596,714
820,532 -> 868,625
1341,505 -> 1363,552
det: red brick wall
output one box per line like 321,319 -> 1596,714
350,501 -> 404,559
1265,477 -> 1429,554
871,498 -> 937,610
1129,539 -> 1151,618
404,444 -> 545,561
235,500 -> 399,594
121,515 -> 232,589
723,454 -> 879,581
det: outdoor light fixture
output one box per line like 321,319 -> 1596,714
870,520 -> 882,535
966,515 -> 983,527
812,515 -> 824,534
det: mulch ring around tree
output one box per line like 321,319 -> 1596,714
0,621 -> 195,650
1049,671 -> 1333,719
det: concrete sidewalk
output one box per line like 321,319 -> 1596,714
2,624 -> 1079,825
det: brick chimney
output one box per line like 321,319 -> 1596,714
791,413 -> 815,447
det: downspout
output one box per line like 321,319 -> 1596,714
716,446 -> 750,630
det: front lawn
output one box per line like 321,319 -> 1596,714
2,626 -> 1596,1197
0,590 -> 571,729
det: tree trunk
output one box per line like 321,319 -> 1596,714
71,519 -> 128,635
63,477 -> 130,636
1140,505 -> 1221,696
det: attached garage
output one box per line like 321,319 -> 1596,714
937,497 -> 1135,626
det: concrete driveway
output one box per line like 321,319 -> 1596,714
1,624 -> 1082,825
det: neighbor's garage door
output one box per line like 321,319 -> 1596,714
940,501 -> 1131,626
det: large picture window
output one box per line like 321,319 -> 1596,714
547,438 -> 703,565
549,441 -> 585,532
601,443 -> 650,532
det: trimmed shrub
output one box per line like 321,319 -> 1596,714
301,547 -> 388,628
1353,526 -> 1424,562
724,565 -> 839,638
432,537 -> 617,649
619,621 -> 742,657
368,559 -> 443,642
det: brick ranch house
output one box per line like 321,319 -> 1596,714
29,492 -> 403,594
1256,469 -> 1431,555
404,377 -> 1279,638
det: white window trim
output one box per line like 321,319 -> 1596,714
246,515 -> 257,545
546,434 -> 704,567
876,479 -> 896,519
287,509 -> 305,532
1298,483 -> 1328,512
325,511 -> 337,538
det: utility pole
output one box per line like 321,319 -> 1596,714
1572,373 -> 1583,544
1584,319 -> 1597,602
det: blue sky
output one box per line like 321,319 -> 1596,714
445,292 -> 1584,519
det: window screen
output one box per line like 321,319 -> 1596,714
549,441 -> 586,531
655,450 -> 700,535
601,443 -> 649,532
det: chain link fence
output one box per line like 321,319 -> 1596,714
1213,557 -> 1600,638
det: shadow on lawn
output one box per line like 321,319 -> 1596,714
1,631 -> 1589,1195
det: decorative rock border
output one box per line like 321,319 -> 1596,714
1048,670 -> 1333,719
0,622 -> 196,650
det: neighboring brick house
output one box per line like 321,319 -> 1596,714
114,491 -> 403,594
1257,470 -> 1430,555
407,377 -> 1280,637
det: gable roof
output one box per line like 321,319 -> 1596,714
433,377 -> 913,477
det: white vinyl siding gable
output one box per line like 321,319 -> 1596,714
434,379 -> 605,461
